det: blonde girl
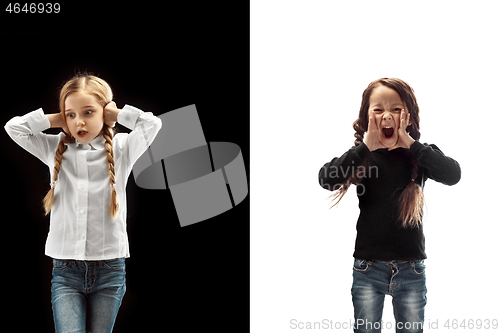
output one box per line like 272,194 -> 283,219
5,74 -> 161,333
318,78 -> 460,333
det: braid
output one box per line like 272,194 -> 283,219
43,135 -> 72,215
353,120 -> 366,147
102,125 -> 119,217
398,157 -> 424,228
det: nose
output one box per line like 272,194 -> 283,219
77,118 -> 85,126
382,111 -> 393,120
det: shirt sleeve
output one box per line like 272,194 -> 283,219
318,142 -> 371,191
410,141 -> 461,186
4,108 -> 61,165
116,104 -> 162,165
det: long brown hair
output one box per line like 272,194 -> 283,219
331,78 -> 424,228
43,74 -> 119,218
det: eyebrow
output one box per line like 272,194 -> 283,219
65,105 -> 96,112
370,102 -> 404,107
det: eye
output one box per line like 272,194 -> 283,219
372,109 -> 383,113
84,110 -> 93,115
393,108 -> 402,112
66,112 -> 75,118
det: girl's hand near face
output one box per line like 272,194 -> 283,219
388,109 -> 415,151
364,110 -> 385,151
103,101 -> 120,128
47,113 -> 69,134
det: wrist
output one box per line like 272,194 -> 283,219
108,108 -> 120,121
47,113 -> 64,128
104,102 -> 120,123
406,137 -> 415,148
362,137 -> 372,151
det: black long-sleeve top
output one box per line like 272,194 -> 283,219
318,141 -> 461,260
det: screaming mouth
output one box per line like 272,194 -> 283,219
382,127 -> 394,138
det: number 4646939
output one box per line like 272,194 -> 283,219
6,3 -> 60,13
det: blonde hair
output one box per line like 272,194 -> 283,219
43,74 -> 119,218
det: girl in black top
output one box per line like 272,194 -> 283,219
318,78 -> 460,332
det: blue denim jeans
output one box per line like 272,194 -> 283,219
51,258 -> 126,333
351,259 -> 427,333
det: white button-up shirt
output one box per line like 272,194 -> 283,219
5,105 -> 162,260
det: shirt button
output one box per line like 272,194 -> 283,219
79,183 -> 85,189
79,209 -> 85,215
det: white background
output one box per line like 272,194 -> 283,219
251,1 -> 500,332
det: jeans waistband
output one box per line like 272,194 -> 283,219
356,258 -> 410,264
379,260 -> 408,264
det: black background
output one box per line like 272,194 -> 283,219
1,2 -> 249,332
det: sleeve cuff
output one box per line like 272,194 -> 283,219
409,140 -> 425,156
354,142 -> 371,161
117,104 -> 143,130
25,108 -> 51,133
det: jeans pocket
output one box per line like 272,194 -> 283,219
101,258 -> 125,270
52,259 -> 72,271
411,260 -> 426,276
353,258 -> 371,273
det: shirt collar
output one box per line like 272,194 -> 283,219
66,135 -> 106,151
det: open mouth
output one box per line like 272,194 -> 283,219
381,126 -> 394,138
77,130 -> 88,138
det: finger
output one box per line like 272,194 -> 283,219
366,111 -> 372,132
104,101 -> 115,110
368,110 -> 377,131
401,109 -> 410,131
400,109 -> 407,131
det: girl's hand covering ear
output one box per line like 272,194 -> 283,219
388,109 -> 415,151
103,101 -> 120,128
363,110 -> 385,151
48,113 -> 69,134
60,112 -> 70,134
